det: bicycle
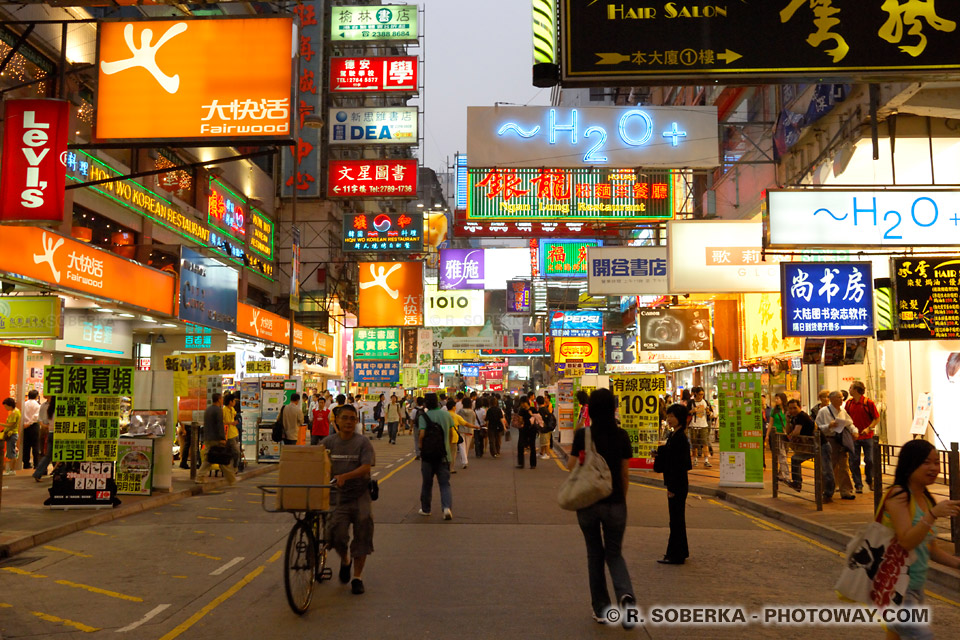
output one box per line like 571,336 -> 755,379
259,483 -> 338,614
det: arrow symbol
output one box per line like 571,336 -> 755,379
717,49 -> 742,65
595,52 -> 631,65
841,325 -> 868,331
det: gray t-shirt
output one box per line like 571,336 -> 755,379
320,432 -> 375,501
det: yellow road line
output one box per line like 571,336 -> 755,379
187,551 -> 222,561
206,507 -> 235,511
44,545 -> 92,558
54,579 -> 143,602
629,480 -> 666,492
377,456 -> 416,483
157,565 -> 265,640
0,603 -> 12,607
2,567 -> 46,578
924,591 -> 960,608
267,550 -> 282,564
81,530 -> 111,537
171,575 -> 187,579
31,610 -> 99,633
196,515 -> 220,521
707,499 -> 843,556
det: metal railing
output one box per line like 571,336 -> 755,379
771,434 -> 823,510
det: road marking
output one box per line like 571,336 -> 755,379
206,507 -> 235,511
247,500 -> 260,504
378,456 -> 416,483
2,567 -> 46,578
267,550 -> 282,564
158,564 -> 265,640
31,610 -> 99,633
707,499 -> 842,556
82,530 -> 112,537
43,545 -> 93,558
197,515 -> 220,520
385,463 -> 394,469
171,575 -> 187,579
0,602 -> 12,607
54,579 -> 144,602
629,480 -> 667,493
116,604 -> 171,632
187,551 -> 221,561
209,556 -> 245,576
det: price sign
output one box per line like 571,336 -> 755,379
53,439 -> 85,462
86,439 -> 119,462
564,361 -> 585,378
610,374 -> 665,469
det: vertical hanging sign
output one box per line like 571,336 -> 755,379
290,225 -> 301,310
718,372 -> 764,488
0,99 -> 70,223
283,1 -> 323,197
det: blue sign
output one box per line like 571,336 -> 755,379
178,247 -> 239,332
549,310 -> 602,337
354,360 -> 400,384
459,363 -> 481,377
781,262 -> 874,338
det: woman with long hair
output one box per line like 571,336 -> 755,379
575,390 -> 591,430
657,403 -> 692,565
881,440 -> 960,639
32,397 -> 56,481
767,392 -> 790,482
566,388 -> 635,623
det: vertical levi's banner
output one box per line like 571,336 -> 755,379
284,2 -> 323,196
0,99 -> 70,223
610,374 -> 664,469
718,372 -> 764,488
43,365 -> 134,507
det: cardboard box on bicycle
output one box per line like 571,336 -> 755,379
277,445 -> 331,511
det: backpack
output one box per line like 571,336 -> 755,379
540,411 -> 557,434
418,410 -> 447,463
271,405 -> 285,442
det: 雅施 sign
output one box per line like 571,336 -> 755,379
781,262 -> 874,338
439,249 -> 485,290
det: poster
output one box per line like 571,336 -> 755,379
239,380 -> 262,447
911,392 -> 932,436
116,437 -> 154,496
556,378 -> 576,445
893,256 -> 960,340
260,376 -> 288,422
610,374 -> 665,470
45,462 -> 120,508
401,365 -> 418,388
718,372 -> 764,488
257,426 -> 280,463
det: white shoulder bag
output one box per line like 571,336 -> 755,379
558,427 -> 613,511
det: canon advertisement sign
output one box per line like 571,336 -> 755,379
0,99 -> 70,223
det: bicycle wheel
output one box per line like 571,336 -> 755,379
284,520 -> 317,615
311,513 -> 329,581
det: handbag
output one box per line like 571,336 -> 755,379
557,427 -> 613,511
652,443 -> 668,473
206,444 -> 234,466
834,489 -> 916,608
369,479 -> 379,501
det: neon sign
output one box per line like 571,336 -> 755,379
208,179 -> 246,241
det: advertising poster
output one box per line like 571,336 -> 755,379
637,307 -> 712,362
354,361 -> 400,384
718,372 -> 764,488
893,256 -> 960,340
239,380 -> 262,447
257,426 -> 280,463
116,437 -> 154,496
556,378 -> 576,445
163,352 -> 237,375
611,374 -> 664,470
354,328 -> 401,360
260,377 -> 288,422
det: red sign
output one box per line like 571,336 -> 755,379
453,218 -> 621,238
0,99 -> 70,223
328,159 -> 417,197
208,179 -> 246,240
330,56 -> 418,93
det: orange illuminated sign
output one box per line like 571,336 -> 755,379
294,324 -> 334,359
96,17 -> 294,142
358,262 -> 423,327
0,226 -> 175,316
555,337 -> 599,363
236,303 -> 333,358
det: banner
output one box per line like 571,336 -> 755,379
718,372 -> 764,488
0,99 -> 70,223
343,212 -> 423,252
331,5 -> 418,42
283,1 -> 322,196
354,360 -> 400,384
0,296 -> 63,339
329,159 -> 417,197
439,249 -> 485,290
610,374 -> 665,470
116,437 -> 154,496
330,56 -> 418,92
329,107 -> 418,145
162,352 -> 237,375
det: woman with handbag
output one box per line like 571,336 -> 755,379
879,440 -> 960,639
655,403 -> 692,565
565,388 -> 636,623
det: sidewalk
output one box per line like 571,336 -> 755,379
555,442 -> 960,591
0,462 -> 276,559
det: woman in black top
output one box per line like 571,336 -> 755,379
567,388 -> 635,623
658,403 -> 692,565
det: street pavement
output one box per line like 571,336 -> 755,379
2,429 -> 960,639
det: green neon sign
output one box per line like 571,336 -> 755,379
332,5 -> 418,42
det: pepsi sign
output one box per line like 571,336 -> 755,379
342,212 -> 423,252
329,107 -> 418,145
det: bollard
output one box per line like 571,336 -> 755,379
948,443 -> 959,553
814,434 -> 822,511
771,433 -> 779,499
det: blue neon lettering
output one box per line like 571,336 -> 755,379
497,123 -> 540,138
662,122 -> 687,146
911,197 -> 938,227
549,108 -> 577,144
582,126 -> 608,163
852,197 -> 877,226
619,110 -> 653,147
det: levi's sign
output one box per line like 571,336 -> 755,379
767,189 -> 960,248
466,106 -> 719,168
0,99 -> 69,223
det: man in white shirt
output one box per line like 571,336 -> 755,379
690,387 -> 713,468
21,390 -> 42,470
815,391 -> 857,502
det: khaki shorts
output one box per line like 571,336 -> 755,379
539,431 -> 551,446
326,494 -> 374,558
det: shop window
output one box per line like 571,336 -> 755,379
0,27 -> 55,97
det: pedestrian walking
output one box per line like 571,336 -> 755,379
566,388 -> 636,624
386,394 -> 401,444
816,391 -> 856,502
281,393 -> 304,445
196,393 -> 236,484
310,396 -> 331,445
456,397 -> 479,469
515,397 -> 538,469
575,389 -> 591,430
879,439 -> 960,639
784,399 -> 816,492
321,404 -> 376,595
689,387 -> 713,468
21,390 -> 41,470
33,397 -> 56,480
845,381 -> 879,493
223,392 -> 241,471
655,403 -> 692,565
766,392 -> 790,482
418,393 -> 455,520
2,397 -> 20,475
373,394 -> 385,439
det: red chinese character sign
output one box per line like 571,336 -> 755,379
282,1 -> 322,197
207,179 -> 246,241
343,213 -> 423,252
328,159 -> 417,197
330,56 -> 418,93
467,168 -> 673,220
454,218 -> 621,238
0,99 -> 70,223
358,262 -> 424,327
